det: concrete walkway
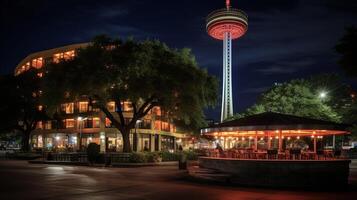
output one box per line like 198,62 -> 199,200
0,160 -> 356,200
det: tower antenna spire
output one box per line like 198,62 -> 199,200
226,0 -> 231,9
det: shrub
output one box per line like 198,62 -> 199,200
145,152 -> 162,163
14,152 -> 42,160
184,150 -> 198,161
87,143 -> 100,164
160,151 -> 180,161
129,152 -> 147,163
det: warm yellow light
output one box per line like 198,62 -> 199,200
287,137 -> 291,140
275,136 -> 279,139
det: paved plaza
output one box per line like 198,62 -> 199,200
0,160 -> 356,200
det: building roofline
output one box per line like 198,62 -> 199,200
14,42 -> 90,75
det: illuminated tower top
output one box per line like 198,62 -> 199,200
206,0 -> 248,40
206,1 -> 248,122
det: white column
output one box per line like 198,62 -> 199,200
314,136 -> 317,153
100,132 -> 106,152
278,131 -> 282,152
254,132 -> 258,151
221,32 -> 233,122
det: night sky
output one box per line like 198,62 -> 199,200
1,0 -> 357,121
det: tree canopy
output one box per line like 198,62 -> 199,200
42,35 -> 218,152
0,71 -> 47,151
230,74 -> 353,123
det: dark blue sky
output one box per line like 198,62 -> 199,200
1,0 -> 357,120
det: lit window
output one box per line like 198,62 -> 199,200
53,50 -> 75,63
122,101 -> 133,112
161,122 -> 170,132
38,105 -> 43,111
31,57 -> 43,69
105,118 -> 112,128
65,119 -> 75,128
78,101 -> 88,113
93,117 -> 100,128
63,50 -> 75,60
154,120 -> 161,130
53,53 -> 63,63
44,121 -> 52,130
25,62 -> 30,70
152,107 -> 161,116
36,121 -> 43,129
107,101 -> 116,112
61,103 -> 74,114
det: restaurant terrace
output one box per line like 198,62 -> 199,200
198,112 -> 351,187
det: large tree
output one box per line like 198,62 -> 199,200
232,77 -> 342,122
42,36 -> 218,152
0,71 -> 46,151
336,26 -> 357,78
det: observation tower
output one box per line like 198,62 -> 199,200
206,0 -> 248,122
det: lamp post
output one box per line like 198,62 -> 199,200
133,119 -> 142,152
77,116 -> 87,151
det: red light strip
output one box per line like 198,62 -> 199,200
226,0 -> 231,9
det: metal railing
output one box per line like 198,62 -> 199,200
43,152 -> 88,163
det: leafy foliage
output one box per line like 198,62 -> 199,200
232,76 -> 344,122
42,35 -> 218,152
0,71 -> 47,151
87,143 -> 100,164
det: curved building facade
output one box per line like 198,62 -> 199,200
15,43 -> 188,152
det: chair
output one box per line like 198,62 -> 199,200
289,149 -> 301,160
316,150 -> 325,160
267,149 -> 278,159
334,150 -> 341,159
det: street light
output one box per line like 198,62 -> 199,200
319,91 -> 327,99
77,116 -> 87,151
133,119 -> 142,152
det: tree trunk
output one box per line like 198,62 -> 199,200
122,129 -> 132,153
22,130 -> 31,152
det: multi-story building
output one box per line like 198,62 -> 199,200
14,43 -> 188,152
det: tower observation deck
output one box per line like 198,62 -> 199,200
206,0 -> 248,122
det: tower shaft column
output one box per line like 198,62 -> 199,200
221,32 -> 233,122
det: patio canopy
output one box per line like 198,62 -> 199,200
201,112 -> 351,137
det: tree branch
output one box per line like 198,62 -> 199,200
114,99 -> 125,126
99,105 -> 124,133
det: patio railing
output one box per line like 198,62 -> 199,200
205,149 -> 347,160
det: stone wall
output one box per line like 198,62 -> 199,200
199,157 -> 351,188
